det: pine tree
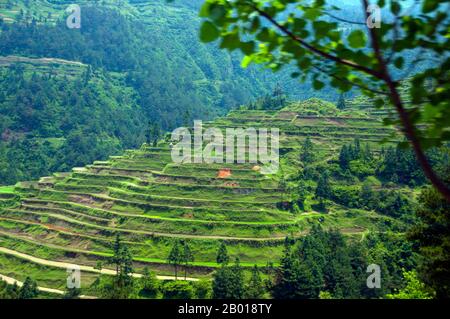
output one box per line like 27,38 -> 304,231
140,267 -> 159,298
339,145 -> 350,170
245,265 -> 265,299
315,173 -> 332,201
182,240 -> 194,280
364,143 -> 373,161
360,181 -> 374,209
168,240 -> 183,279
109,234 -> 134,298
300,137 -> 315,164
19,277 -> 38,299
337,93 -> 346,110
216,241 -> 229,265
354,138 -> 362,159
272,242 -> 321,299
408,180 -> 450,299
212,258 -> 244,299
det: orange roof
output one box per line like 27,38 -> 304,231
217,169 -> 232,179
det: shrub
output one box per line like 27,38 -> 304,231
162,280 -> 194,299
193,279 -> 212,299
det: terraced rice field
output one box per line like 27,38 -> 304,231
0,106 -> 401,281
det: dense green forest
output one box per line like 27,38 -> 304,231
0,1 -> 283,184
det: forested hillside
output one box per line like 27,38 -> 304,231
0,0 -> 296,185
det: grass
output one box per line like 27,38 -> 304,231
0,186 -> 15,194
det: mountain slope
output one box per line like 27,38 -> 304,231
0,99 -> 420,287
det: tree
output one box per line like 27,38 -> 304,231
162,280 -> 194,299
146,121 -> 161,146
272,241 -> 321,299
315,172 -> 332,201
19,277 -> 38,299
109,234 -> 134,298
245,265 -> 265,299
216,241 -> 229,265
360,181 -> 374,209
271,83 -> 286,109
386,271 -> 434,299
182,240 -> 194,280
140,267 -> 159,298
337,93 -> 346,110
300,137 -> 315,164
212,257 -> 245,299
0,281 -> 19,299
197,0 -> 450,202
339,145 -> 351,170
193,279 -> 212,299
63,288 -> 81,299
168,240 -> 183,280
408,180 -> 450,299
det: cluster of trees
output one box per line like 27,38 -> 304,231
89,235 -> 209,299
0,276 -> 38,299
408,177 -> 450,299
209,229 -> 420,299
246,85 -> 287,111
212,242 -> 265,299
0,64 -> 147,184
270,226 -> 417,299
167,239 -> 194,280
338,139 -> 373,172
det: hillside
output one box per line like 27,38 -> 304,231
0,0 -> 280,185
0,0 -> 434,187
0,97 -> 427,296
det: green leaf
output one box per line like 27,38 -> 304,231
241,56 -> 253,68
199,21 -> 220,43
240,41 -> 255,56
348,30 -> 366,49
313,79 -> 325,90
199,3 -> 211,18
423,0 -> 439,13
391,2 -> 401,15
394,56 -> 404,69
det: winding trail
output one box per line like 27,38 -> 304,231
0,247 -> 199,281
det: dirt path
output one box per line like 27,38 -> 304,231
0,273 -> 96,299
0,247 -> 198,281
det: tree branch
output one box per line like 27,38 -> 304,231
361,0 -> 450,202
312,64 -> 388,96
323,12 -> 366,25
247,3 -> 385,79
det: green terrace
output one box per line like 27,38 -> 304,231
0,105 -> 406,280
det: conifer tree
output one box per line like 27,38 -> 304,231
19,277 -> 38,299
337,94 -> 346,110
245,265 -> 265,299
300,137 -> 315,164
315,173 -> 332,202
168,240 -> 183,279
216,241 -> 229,266
409,180 -> 450,299
182,240 -> 194,280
